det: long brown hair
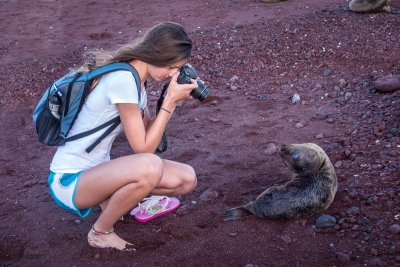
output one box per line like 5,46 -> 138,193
79,22 -> 192,73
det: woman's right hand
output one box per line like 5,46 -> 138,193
163,72 -> 198,109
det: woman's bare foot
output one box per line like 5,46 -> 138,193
87,227 -> 135,251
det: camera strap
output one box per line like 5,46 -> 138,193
155,82 -> 169,153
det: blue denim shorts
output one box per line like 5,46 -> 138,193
48,171 -> 91,217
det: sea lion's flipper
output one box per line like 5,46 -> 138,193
224,206 -> 252,221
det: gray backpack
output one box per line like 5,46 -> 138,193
32,62 -> 141,153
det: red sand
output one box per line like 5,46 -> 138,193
0,0 -> 399,266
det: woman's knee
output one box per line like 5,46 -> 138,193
181,165 -> 197,193
138,153 -> 164,188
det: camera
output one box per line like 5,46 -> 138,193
177,64 -> 209,101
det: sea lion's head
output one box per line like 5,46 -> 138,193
278,143 -> 327,175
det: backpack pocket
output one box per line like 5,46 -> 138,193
35,101 -> 65,146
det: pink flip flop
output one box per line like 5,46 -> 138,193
130,196 -> 180,222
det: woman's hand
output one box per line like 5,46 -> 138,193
162,72 -> 198,109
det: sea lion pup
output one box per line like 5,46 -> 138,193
349,0 -> 391,13
225,143 -> 338,221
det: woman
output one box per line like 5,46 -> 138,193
48,22 -> 199,251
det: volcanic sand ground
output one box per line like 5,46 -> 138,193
0,0 -> 399,266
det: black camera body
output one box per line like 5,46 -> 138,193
177,64 -> 209,101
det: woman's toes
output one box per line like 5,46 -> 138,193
87,229 -> 134,251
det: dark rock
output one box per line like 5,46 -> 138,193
373,75 -> 400,93
315,214 -> 336,228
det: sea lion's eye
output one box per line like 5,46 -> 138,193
292,151 -> 300,160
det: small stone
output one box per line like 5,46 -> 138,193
329,243 -> 337,254
199,188 -> 219,202
229,232 -> 237,237
373,74 -> 400,93
316,133 -> 324,139
311,113 -> 325,120
291,94 -> 300,104
334,161 -> 342,168
295,122 -> 304,128
230,85 -> 238,91
264,143 -> 278,155
389,224 -> 400,234
336,251 -> 350,262
315,214 -> 336,228
175,204 -> 192,216
94,254 -> 100,260
322,69 -> 331,77
346,206 -> 360,216
280,235 -> 291,243
74,219 -> 81,225
344,92 -> 352,100
230,75 -> 239,82
338,79 -> 346,89
195,133 -> 205,138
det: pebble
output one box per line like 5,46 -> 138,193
295,122 -> 304,128
229,232 -> 237,237
230,75 -> 239,82
315,83 -> 322,89
344,92 -> 352,100
373,74 -> 400,93
315,133 -> 324,139
389,224 -> 400,234
230,85 -> 238,91
199,188 -> 219,202
315,214 -> 336,228
322,69 -> 331,77
74,219 -> 81,225
195,133 -> 205,138
291,94 -> 300,104
311,113 -> 325,120
357,217 -> 369,225
338,78 -> 346,89
329,243 -> 337,254
336,251 -> 350,262
94,253 -> 100,260
346,206 -> 360,216
175,204 -> 192,216
280,235 -> 291,243
264,143 -> 278,155
334,161 -> 342,168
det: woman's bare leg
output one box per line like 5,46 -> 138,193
73,154 -> 197,250
74,153 -> 163,250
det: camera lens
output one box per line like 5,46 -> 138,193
190,80 -> 209,101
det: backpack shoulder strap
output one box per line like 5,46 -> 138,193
77,62 -> 142,101
66,63 -> 143,153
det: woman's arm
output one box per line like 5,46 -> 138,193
118,72 -> 197,153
